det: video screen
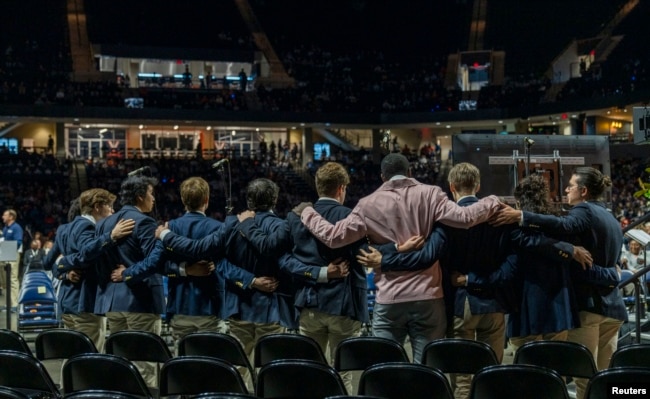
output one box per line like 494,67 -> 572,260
124,98 -> 144,109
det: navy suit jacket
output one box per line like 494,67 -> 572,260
161,212 -> 226,318
523,201 -> 627,321
279,198 -> 368,323
94,206 -> 164,314
44,216 -> 114,314
507,226 -> 580,337
440,196 -> 519,316
162,211 -> 295,327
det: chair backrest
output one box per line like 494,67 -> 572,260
105,330 -> 172,363
159,356 -> 248,397
62,390 -> 142,399
0,330 -> 33,356
334,336 -> 409,371
62,353 -> 153,398
177,332 -> 255,381
514,340 -> 597,379
585,367 -> 650,399
0,350 -> 61,398
421,338 -> 498,374
0,386 -> 32,399
256,359 -> 347,399
190,394 -> 259,399
358,362 -> 453,399
36,329 -> 98,360
253,333 -> 327,367
609,343 -> 650,368
469,364 -> 569,399
325,396 -> 384,399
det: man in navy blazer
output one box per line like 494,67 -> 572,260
115,177 -> 231,342
279,162 -> 367,393
94,175 -> 161,387
157,178 -> 293,383
45,189 -> 134,352
493,167 -> 626,399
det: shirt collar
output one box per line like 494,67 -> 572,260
81,214 -> 97,225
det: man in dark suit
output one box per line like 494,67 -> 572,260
94,175 -> 161,387
45,189 -> 134,352
22,238 -> 46,275
112,177 -> 242,344
493,167 -> 626,399
279,162 -> 367,393
157,178 -> 293,384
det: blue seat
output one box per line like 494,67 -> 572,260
17,271 -> 59,331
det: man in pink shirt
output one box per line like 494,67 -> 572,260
300,154 -> 501,362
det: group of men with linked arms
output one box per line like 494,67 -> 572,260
44,152 -> 625,399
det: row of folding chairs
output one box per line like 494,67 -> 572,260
1,328 -> 650,398
1,349 -> 648,399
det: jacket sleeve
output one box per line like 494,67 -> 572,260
217,258 -> 255,290
510,228 -> 574,263
237,218 -> 291,258
121,241 -> 167,284
162,226 -> 227,260
278,253 -> 322,285
522,205 -> 591,234
467,253 -> 518,287
301,206 -> 368,248
573,263 -> 620,287
43,242 -> 62,274
56,225 -> 116,272
434,191 -> 501,229
378,225 -> 447,272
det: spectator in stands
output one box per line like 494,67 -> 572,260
238,68 -> 248,91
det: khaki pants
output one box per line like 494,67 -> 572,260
106,312 -> 162,388
62,313 -> 107,353
299,308 -> 362,395
170,314 -> 228,355
229,319 -> 285,391
451,299 -> 506,399
567,311 -> 623,399
508,330 -> 569,353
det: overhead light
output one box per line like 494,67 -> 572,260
445,125 -> 451,129
206,126 -> 212,130
231,130 -> 236,136
173,125 -> 179,130
300,123 -> 305,127
99,128 -> 107,134
138,125 -> 144,129
255,128 -> 259,132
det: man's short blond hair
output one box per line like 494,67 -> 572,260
315,162 -> 350,198
447,162 -> 480,193
180,177 -> 210,212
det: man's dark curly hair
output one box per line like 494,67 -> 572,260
514,174 -> 557,215
246,178 -> 279,211
119,176 -> 158,206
